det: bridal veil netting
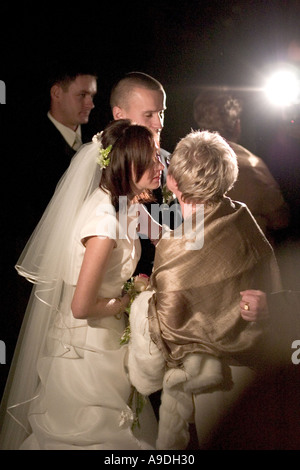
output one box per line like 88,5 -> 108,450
0,140 -> 103,449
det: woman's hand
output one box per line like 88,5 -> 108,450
240,290 -> 269,322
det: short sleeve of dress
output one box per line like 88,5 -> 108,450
80,212 -> 118,245
65,189 -> 140,289
78,190 -> 118,245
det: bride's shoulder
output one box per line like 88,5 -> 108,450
76,189 -> 114,230
82,188 -> 113,214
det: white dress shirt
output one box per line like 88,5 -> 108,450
47,112 -> 82,150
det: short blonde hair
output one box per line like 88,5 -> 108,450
168,130 -> 238,204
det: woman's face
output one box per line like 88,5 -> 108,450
134,149 -> 164,193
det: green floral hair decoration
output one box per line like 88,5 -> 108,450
92,131 -> 112,169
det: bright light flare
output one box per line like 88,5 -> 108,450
264,70 -> 300,106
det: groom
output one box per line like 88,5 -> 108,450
110,72 -> 168,205
110,72 -> 182,276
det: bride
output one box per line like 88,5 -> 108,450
0,119 -> 164,450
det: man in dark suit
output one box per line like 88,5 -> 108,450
22,70 -> 98,239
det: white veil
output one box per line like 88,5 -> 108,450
0,139 -> 103,449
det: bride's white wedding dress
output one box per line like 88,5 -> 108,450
4,189 -> 157,450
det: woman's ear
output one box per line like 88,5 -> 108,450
166,174 -> 178,192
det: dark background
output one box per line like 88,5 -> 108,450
1,0 -> 300,402
3,0 -> 300,151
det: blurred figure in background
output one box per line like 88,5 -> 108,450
193,91 -> 290,244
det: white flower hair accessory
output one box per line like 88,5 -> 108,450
92,131 -> 112,169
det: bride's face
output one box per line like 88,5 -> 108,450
133,149 -> 164,193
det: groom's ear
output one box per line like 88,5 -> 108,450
112,106 -> 126,120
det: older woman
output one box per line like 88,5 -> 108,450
128,130 -> 282,450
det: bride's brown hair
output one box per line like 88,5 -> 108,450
99,119 -> 156,211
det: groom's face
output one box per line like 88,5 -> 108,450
113,87 -> 166,143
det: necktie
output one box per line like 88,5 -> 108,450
73,134 -> 82,151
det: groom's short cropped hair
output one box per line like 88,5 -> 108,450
110,72 -> 165,109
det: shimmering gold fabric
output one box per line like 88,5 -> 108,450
148,197 -> 282,367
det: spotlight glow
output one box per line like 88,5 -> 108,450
264,70 -> 300,106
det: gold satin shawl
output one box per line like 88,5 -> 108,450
148,197 -> 282,368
